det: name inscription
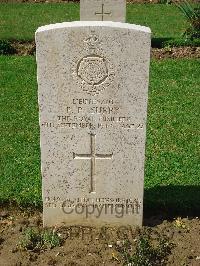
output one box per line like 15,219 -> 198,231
41,98 -> 144,130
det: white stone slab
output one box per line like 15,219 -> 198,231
80,0 -> 126,22
36,21 -> 151,227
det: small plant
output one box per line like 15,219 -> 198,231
117,233 -> 173,266
174,217 -> 187,229
175,0 -> 200,40
42,229 -> 62,249
0,40 -> 16,55
19,227 -> 62,252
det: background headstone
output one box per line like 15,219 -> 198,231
80,0 -> 126,22
36,21 -> 151,227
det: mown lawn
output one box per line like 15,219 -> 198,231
0,56 -> 199,214
0,3 -> 188,40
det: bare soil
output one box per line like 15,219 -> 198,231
152,46 -> 200,59
9,41 -> 200,59
0,205 -> 200,266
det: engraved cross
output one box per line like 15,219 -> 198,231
73,134 -> 113,193
95,4 -> 112,21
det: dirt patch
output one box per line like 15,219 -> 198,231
0,205 -> 200,266
152,46 -> 200,59
9,41 -> 200,59
11,41 -> 36,56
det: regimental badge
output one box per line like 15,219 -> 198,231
72,33 -> 115,96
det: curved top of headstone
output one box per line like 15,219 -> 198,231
36,21 -> 151,35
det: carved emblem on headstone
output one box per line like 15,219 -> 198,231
72,34 -> 115,96
77,56 -> 108,86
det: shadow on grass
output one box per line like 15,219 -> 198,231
151,37 -> 173,48
144,185 -> 200,225
151,37 -> 200,48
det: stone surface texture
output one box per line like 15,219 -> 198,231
80,0 -> 126,22
36,21 -> 151,227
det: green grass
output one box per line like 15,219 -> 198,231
0,56 -> 41,206
145,58 -> 200,215
0,3 -> 189,41
127,4 -> 188,39
0,56 -> 199,214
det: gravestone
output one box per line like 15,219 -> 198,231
36,21 -> 151,227
80,0 -> 126,22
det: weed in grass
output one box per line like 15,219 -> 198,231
19,227 -> 62,252
117,232 -> 173,266
175,0 -> 200,40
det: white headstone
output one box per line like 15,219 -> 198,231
36,21 -> 151,227
80,0 -> 126,22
